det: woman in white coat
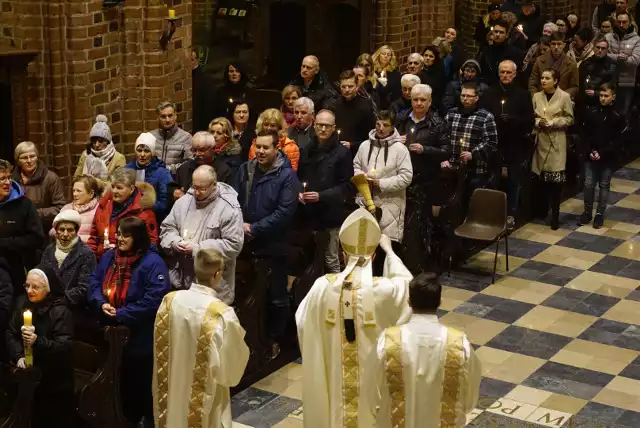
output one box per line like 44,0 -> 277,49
354,109 -> 413,275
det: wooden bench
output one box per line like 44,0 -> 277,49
0,366 -> 41,428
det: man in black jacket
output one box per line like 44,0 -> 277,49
478,20 -> 525,86
326,70 -> 376,157
579,37 -> 619,109
579,83 -> 625,229
288,55 -> 335,111
480,60 -> 534,229
0,159 -> 44,290
298,110 -> 355,273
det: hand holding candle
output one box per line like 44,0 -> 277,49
22,311 -> 33,367
501,99 -> 505,114
303,182 -> 307,193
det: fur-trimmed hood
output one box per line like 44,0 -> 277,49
100,181 -> 156,210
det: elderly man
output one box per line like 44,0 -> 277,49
150,101 -> 192,174
160,165 -> 244,304
288,55 -> 334,110
175,131 -> 232,199
287,97 -> 315,154
406,53 -> 424,76
298,110 -> 354,273
296,208 -> 412,428
606,11 -> 640,114
389,74 -> 421,117
529,31 -> 579,99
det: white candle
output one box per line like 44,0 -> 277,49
103,228 -> 109,246
182,228 -> 189,240
381,70 -> 386,79
501,99 -> 505,113
303,182 -> 307,192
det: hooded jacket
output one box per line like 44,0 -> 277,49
0,181 -> 44,287
233,151 -> 299,256
125,157 -> 173,221
160,182 -> 244,304
353,129 -> 413,242
443,59 -> 490,112
88,245 -> 170,356
605,27 -> 640,87
248,134 -> 300,172
88,182 -> 158,260
13,162 -> 66,233
150,126 -> 193,174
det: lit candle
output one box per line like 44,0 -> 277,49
337,129 -> 341,138
23,310 -> 32,327
517,24 -> 523,32
229,98 -> 233,104
23,310 -> 33,367
370,169 -> 377,177
490,26 -> 494,32
303,182 -> 307,192
182,228 -> 189,240
501,99 -> 505,114
103,228 -> 109,246
381,70 -> 386,79
168,9 -> 176,19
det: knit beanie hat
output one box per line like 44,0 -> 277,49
135,132 -> 157,153
90,115 -> 112,142
53,210 -> 82,230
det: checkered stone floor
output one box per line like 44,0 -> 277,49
231,159 -> 640,428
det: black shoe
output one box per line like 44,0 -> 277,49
550,216 -> 560,230
578,211 -> 592,226
593,214 -> 604,229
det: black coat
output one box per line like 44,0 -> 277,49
176,158 -> 232,192
579,55 -> 619,107
214,83 -> 251,118
375,69 -> 402,109
418,66 -> 446,108
389,97 -> 412,118
297,135 -> 355,230
518,6 -> 544,47
478,42 -> 525,86
289,72 -> 335,111
582,104 -> 625,163
192,66 -> 215,132
479,83 -> 535,162
0,259 -> 13,334
326,95 -> 376,156
38,241 -> 97,307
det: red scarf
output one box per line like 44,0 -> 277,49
102,250 -> 143,308
215,142 -> 229,154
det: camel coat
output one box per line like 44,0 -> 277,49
531,88 -> 574,175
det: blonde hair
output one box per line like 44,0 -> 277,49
208,117 -> 233,141
356,53 -> 376,87
14,141 -> 38,162
194,248 -> 225,284
281,85 -> 302,101
501,11 -> 518,30
256,108 -> 286,136
372,45 -> 398,73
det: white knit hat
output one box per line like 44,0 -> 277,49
52,210 -> 82,230
135,132 -> 157,154
90,115 -> 112,142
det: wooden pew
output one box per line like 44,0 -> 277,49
0,367 -> 41,428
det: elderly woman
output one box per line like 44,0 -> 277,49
7,267 -> 74,428
532,69 -> 574,230
372,45 -> 402,108
88,168 -> 157,260
41,210 -> 96,308
88,216 -> 169,426
125,133 -> 173,222
209,117 -> 244,174
390,73 -> 421,117
281,85 -> 302,128
395,84 -> 451,274
74,115 -> 126,189
248,109 -> 300,171
13,141 -> 66,234
227,99 -> 256,161
50,175 -> 100,243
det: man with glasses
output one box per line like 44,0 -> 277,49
160,165 -> 244,302
579,37 -> 619,108
174,131 -> 232,199
298,110 -> 355,273
529,31 -> 579,99
605,12 -> 640,115
0,159 -> 43,289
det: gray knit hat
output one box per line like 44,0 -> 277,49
90,114 -> 112,142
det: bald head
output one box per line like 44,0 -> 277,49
192,165 -> 217,201
301,55 -> 320,82
314,109 -> 336,143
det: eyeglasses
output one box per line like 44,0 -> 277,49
190,147 -> 211,155
314,123 -> 335,130
24,283 -> 45,292
0,176 -> 10,183
191,182 -> 215,193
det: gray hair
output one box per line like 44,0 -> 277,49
407,53 -> 424,65
110,167 -> 136,187
156,101 -> 176,113
543,22 -> 559,33
192,131 -> 216,148
401,73 -> 421,87
14,141 -> 38,161
499,60 -> 517,72
411,84 -> 433,98
193,164 -> 217,183
294,97 -> 315,113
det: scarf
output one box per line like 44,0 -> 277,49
111,188 -> 138,220
282,107 -> 295,126
73,198 -> 98,214
55,237 -> 79,266
83,143 -> 117,180
103,250 -> 143,308
194,187 -> 218,209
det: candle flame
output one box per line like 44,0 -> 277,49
229,98 -> 233,103
411,127 -> 415,133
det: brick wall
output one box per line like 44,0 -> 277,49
0,0 -> 192,189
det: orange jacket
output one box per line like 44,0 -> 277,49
248,135 -> 300,171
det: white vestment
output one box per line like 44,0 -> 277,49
295,253 -> 412,428
365,314 -> 481,428
152,284 -> 249,428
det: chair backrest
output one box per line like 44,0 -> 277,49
465,188 -> 507,229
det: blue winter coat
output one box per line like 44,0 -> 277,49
233,151 -> 299,256
87,245 -> 170,356
125,157 -> 173,221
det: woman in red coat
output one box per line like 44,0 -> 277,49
88,168 -> 158,260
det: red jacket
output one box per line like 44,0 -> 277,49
88,182 -> 158,259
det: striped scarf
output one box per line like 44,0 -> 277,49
102,250 -> 142,308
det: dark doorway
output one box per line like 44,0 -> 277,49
268,2 -> 306,87
0,71 -> 14,162
326,2 -> 361,81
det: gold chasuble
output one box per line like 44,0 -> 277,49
153,284 -> 249,428
296,208 -> 413,428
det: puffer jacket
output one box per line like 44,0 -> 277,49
353,129 -> 413,242
124,157 -> 173,221
87,182 -> 158,260
248,135 -> 300,172
150,126 -> 193,174
605,27 -> 640,87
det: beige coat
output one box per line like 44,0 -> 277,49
74,151 -> 127,190
531,88 -> 574,175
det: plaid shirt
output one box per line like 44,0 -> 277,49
445,107 -> 498,176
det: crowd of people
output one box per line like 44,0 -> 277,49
0,0 -> 637,427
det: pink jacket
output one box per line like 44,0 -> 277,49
49,201 -> 99,243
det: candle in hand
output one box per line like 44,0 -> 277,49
337,129 -> 341,137
501,99 -> 505,114
168,9 -> 176,19
103,228 -> 109,246
370,169 -> 376,177
303,182 -> 307,192
23,310 -> 33,368
23,310 -> 32,327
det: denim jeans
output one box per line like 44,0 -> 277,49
584,161 -> 613,214
267,257 -> 290,342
